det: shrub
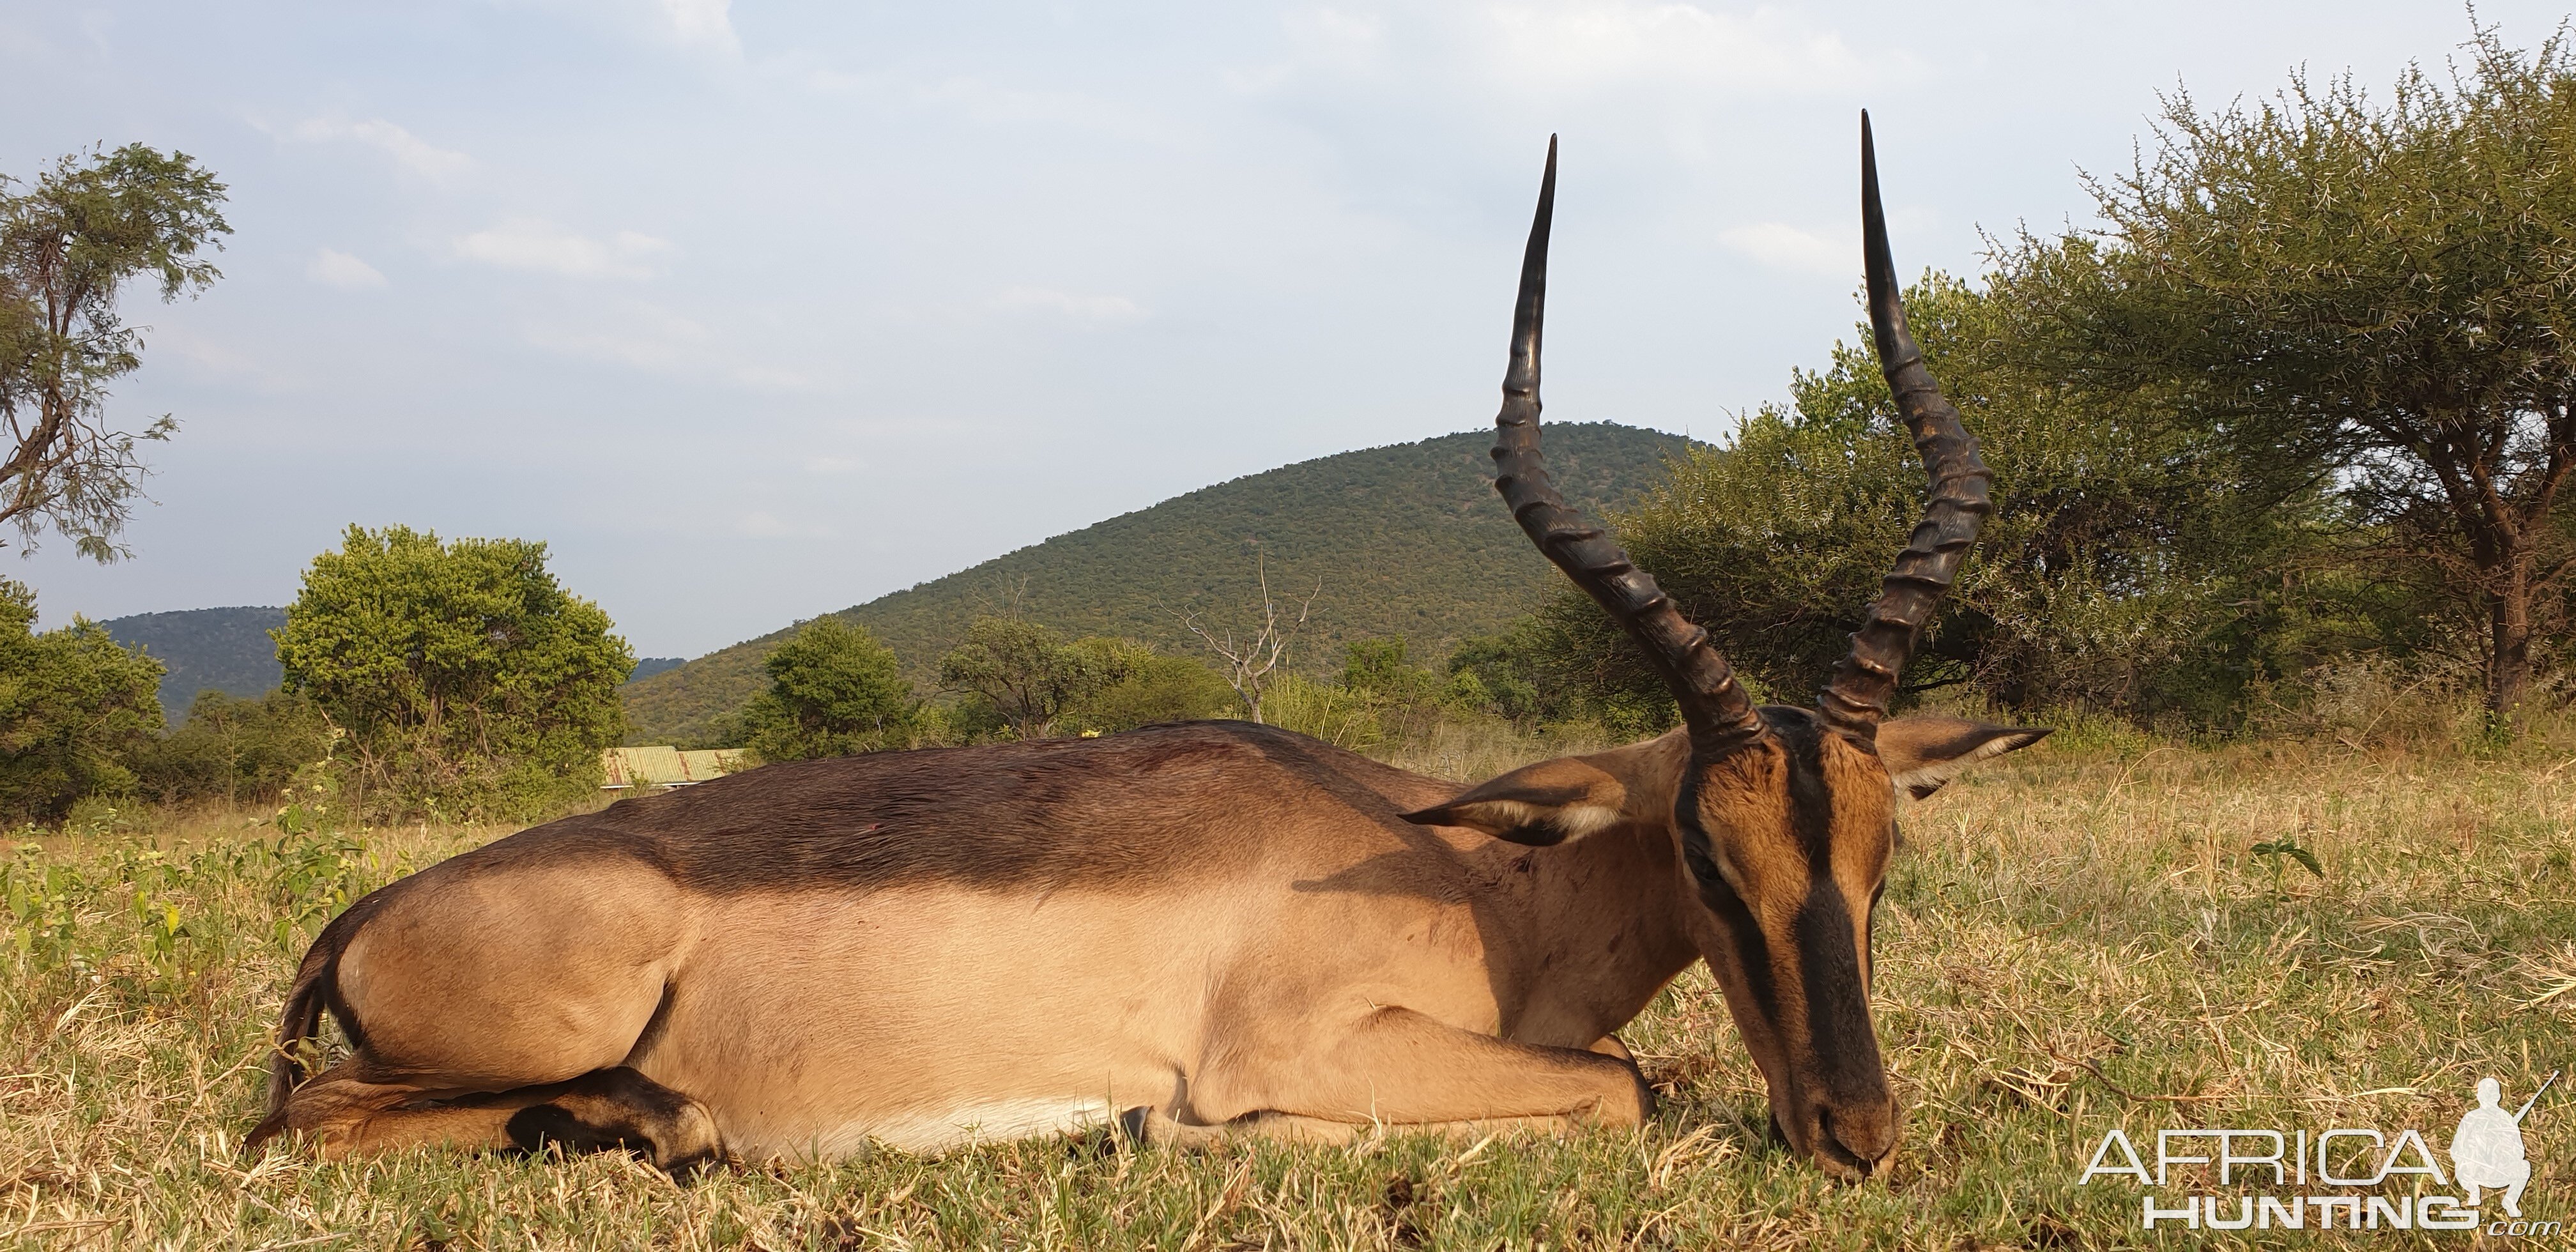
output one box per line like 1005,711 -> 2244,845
273,524 -> 632,821
0,579 -> 163,823
126,689 -> 334,806
1060,641 -> 1234,735
739,618 -> 920,762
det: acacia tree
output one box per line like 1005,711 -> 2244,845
1527,273 -> 2328,731
937,616 -> 1120,740
0,146 -> 229,560
2011,26 -> 2576,728
274,525 -> 632,820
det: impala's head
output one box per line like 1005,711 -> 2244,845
1402,116 -> 2048,1180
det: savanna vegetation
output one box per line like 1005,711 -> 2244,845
6,23 -> 2576,1251
2,724 -> 2569,1249
619,423 -> 1687,747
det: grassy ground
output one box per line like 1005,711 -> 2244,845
3,728 -> 2571,1249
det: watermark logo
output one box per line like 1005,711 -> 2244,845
2455,1073 -> 2549,1218
2079,1071 -> 2557,1235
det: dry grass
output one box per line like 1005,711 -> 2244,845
3,730 -> 2572,1249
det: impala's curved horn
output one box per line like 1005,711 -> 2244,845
1490,137 -> 1770,756
1817,112 -> 1997,741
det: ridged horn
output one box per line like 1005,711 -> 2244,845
1490,137 -> 1770,756
1816,112 -> 1997,740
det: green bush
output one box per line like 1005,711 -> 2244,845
738,618 -> 921,762
938,617 -> 1119,740
273,524 -> 632,821
0,579 -> 164,823
1059,641 -> 1234,735
126,689 -> 334,806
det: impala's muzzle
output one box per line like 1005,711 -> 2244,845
1680,712 -> 1902,1180
1787,882 -> 1897,1177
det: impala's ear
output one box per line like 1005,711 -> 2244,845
1876,715 -> 2051,800
1400,756 -> 1630,846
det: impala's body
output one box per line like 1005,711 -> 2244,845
275,724 -> 1673,1163
252,115 -> 2042,1180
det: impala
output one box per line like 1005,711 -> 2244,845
249,114 -> 2043,1180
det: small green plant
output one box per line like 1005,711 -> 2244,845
2248,837 -> 2324,897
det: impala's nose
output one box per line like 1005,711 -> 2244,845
1815,1097 -> 1899,1179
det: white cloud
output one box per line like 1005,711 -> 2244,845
522,302 -> 816,391
1717,221 -> 1848,275
659,0 -> 739,52
289,118 -> 470,181
1482,1 -> 1876,93
733,510 -> 836,539
802,455 -> 865,475
454,220 -> 674,279
306,248 -> 388,290
524,303 -> 705,369
991,286 -> 1146,326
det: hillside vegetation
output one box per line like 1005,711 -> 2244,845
100,606 -> 286,721
622,423 -> 1689,746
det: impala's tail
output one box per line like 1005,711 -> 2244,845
242,892 -> 388,1154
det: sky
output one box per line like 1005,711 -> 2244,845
3,1 -> 2566,658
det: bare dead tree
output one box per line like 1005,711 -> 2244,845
1175,556 -> 1319,724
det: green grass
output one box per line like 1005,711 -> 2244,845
3,731 -> 2572,1249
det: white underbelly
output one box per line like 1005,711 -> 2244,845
801,1096 -> 1119,1156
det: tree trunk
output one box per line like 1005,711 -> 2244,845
2487,559 -> 2533,733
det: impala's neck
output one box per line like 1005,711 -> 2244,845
1462,736 -> 1703,1048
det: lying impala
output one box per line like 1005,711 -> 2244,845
249,115 -> 2044,1180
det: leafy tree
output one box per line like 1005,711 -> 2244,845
273,525 -> 632,820
1059,640 -> 1235,734
937,616 -> 1117,740
1532,272 -> 2330,728
0,579 -> 164,822
128,689 -> 334,805
739,617 -> 919,761
1,146 -> 230,560
1336,637 -> 1452,739
2005,26 -> 2576,728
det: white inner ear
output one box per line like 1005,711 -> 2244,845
1551,802 -> 1622,839
1890,733 -> 2030,802
1456,799 -> 1621,839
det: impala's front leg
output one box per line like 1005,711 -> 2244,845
1146,1006 -> 1653,1144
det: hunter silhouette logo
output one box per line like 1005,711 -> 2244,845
2455,1072 -> 2554,1219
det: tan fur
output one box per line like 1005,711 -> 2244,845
252,716 -> 2039,1180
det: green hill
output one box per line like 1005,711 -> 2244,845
100,606 -> 287,721
622,422 -> 1691,746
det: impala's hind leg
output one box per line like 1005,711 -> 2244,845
496,1067 -> 724,1176
278,1065 -> 722,1175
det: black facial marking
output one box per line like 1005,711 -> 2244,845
1866,879 -> 1885,988
1675,767 -> 1780,1021
1774,718 -> 1836,876
1793,884 -> 1885,1103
